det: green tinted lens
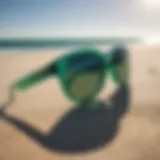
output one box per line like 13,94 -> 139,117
64,52 -> 105,101
69,70 -> 103,100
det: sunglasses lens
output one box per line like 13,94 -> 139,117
69,70 -> 102,100
111,46 -> 129,83
66,52 -> 105,101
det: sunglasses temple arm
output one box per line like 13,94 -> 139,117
11,63 -> 57,91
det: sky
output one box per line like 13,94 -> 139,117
0,0 -> 160,38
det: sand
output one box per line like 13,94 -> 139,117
0,45 -> 160,160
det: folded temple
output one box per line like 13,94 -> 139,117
12,62 -> 57,90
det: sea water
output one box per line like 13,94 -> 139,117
0,37 -> 140,54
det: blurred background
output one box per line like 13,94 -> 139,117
0,1 -> 160,160
0,0 -> 160,46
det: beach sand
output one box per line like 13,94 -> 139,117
0,45 -> 160,160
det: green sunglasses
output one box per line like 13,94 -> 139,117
11,47 -> 129,103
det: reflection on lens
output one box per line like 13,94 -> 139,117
69,70 -> 102,100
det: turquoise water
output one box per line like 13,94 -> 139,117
0,38 -> 139,49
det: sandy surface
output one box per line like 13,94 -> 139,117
0,45 -> 160,160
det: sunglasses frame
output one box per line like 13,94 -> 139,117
58,49 -> 108,103
13,48 -> 129,104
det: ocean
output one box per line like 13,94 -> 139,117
0,37 -> 140,54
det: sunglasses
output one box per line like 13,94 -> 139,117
12,47 -> 129,103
